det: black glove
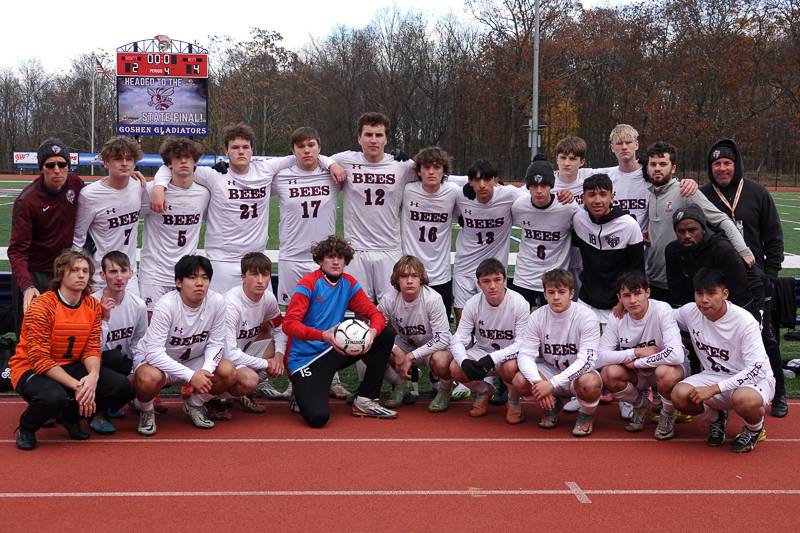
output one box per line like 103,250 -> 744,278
390,148 -> 409,162
462,183 -> 476,200
212,160 -> 229,174
461,355 -> 495,381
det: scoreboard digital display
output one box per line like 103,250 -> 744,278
116,53 -> 208,78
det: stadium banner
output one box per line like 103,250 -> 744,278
13,152 -> 80,167
116,76 -> 208,136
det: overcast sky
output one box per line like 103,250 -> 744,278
2,0 -> 628,73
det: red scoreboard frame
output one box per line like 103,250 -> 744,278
116,53 -> 208,78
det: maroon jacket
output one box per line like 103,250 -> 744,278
8,173 -> 85,290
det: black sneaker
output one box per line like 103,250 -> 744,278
771,395 -> 788,418
15,427 -> 37,451
707,410 -> 727,447
731,426 -> 766,453
58,420 -> 90,440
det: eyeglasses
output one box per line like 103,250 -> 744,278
44,161 -> 68,169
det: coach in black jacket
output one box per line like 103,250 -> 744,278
699,139 -> 787,416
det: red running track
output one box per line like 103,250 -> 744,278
1,397 -> 799,531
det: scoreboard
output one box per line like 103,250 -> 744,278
116,53 -> 208,78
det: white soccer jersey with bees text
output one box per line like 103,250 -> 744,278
224,285 -> 286,370
92,289 -> 148,359
452,288 -> 530,363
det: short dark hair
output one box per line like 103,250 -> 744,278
542,269 -> 575,291
291,127 -> 320,148
475,258 -> 506,280
390,255 -> 429,290
101,251 -> 131,272
357,112 -> 390,136
646,141 -> 677,165
693,268 -> 727,292
414,146 -> 451,177
616,270 -> 649,293
311,235 -> 355,265
467,159 -> 498,181
241,252 -> 272,275
159,137 -> 203,165
223,122 -> 255,149
174,255 -> 213,282
555,136 -> 587,159
50,250 -> 95,295
583,173 -> 613,193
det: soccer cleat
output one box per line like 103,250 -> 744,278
707,410 -> 727,446
137,410 -> 157,436
288,394 -> 301,414
654,411 -> 677,440
402,389 -> 419,405
182,401 -> 215,429
329,380 -> 351,400
15,427 -> 37,451
468,385 -> 495,417
384,382 -> 408,408
771,395 -> 788,418
572,412 -> 594,437
89,413 -> 117,434
205,399 -> 233,421
450,383 -> 471,400
232,395 -> 267,414
505,402 -> 524,424
731,426 -> 766,453
255,380 -> 287,400
57,419 -> 90,440
619,401 -> 634,420
427,388 -> 451,413
352,397 -> 398,419
624,398 -> 652,433
562,396 -> 580,413
538,398 -> 564,429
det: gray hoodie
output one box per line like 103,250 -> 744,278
647,178 -> 751,289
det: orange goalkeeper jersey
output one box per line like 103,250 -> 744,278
9,290 -> 102,389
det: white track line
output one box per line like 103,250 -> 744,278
2,437 -> 800,444
1,487 -> 800,499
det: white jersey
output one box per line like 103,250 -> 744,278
511,195 -> 578,291
454,185 -> 525,277
73,178 -> 147,281
224,285 -> 286,370
554,168 -> 595,206
675,301 -> 773,392
92,289 -> 148,359
401,181 -> 460,285
379,285 -> 464,362
136,290 -> 226,381
334,151 -> 417,251
597,299 -> 684,369
452,288 -> 530,364
593,166 -> 649,232
139,181 -> 209,286
272,165 -> 339,262
511,301 -> 600,390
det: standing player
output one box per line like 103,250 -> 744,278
452,160 -> 525,322
380,256 -> 462,412
671,269 -> 775,452
511,159 -> 579,308
333,112 -> 418,303
150,122 -> 346,293
139,137 -> 209,315
449,259 -> 530,421
132,255 -> 237,436
223,252 -> 287,415
282,236 -> 397,428
401,146 -> 461,320
495,269 -> 601,436
553,136 -> 594,200
72,136 -> 148,293
597,271 -> 685,439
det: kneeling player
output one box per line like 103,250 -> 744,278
133,256 -> 237,435
671,268 -> 775,453
380,256 -> 462,412
597,271 -> 685,438
220,252 -> 287,417
503,269 -> 602,436
449,259 -> 529,422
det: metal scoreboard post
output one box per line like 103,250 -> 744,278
115,36 -> 209,136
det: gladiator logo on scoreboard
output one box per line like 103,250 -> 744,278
115,41 -> 209,136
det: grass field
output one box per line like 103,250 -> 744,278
2,177 -> 800,393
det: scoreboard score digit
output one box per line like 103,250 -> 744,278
116,53 -> 208,78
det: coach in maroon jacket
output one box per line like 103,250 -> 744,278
8,139 -> 84,334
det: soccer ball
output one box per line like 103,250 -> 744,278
333,319 -> 371,356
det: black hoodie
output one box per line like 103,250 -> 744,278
699,139 -> 784,279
